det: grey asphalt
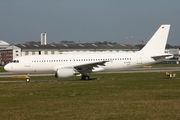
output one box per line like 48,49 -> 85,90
0,67 -> 179,82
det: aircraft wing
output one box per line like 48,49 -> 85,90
73,61 -> 108,74
53,61 -> 108,74
151,54 -> 173,60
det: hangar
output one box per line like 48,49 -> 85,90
0,43 -> 139,65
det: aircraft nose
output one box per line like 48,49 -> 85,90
4,64 -> 12,72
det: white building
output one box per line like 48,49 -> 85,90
0,40 -> 10,49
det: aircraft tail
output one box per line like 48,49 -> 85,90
140,24 -> 170,53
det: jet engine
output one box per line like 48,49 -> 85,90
55,68 -> 75,78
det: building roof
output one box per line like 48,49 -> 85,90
0,40 -> 9,46
0,40 -> 10,49
14,43 -> 139,50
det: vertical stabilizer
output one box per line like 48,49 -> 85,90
140,25 -> 170,53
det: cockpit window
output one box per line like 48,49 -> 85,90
11,60 -> 19,63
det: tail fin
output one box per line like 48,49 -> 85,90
140,24 -> 170,53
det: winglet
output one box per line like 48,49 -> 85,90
140,25 -> 170,53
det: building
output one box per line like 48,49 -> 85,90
0,40 -> 10,49
0,49 -> 12,65
0,40 -> 11,65
0,43 -> 139,65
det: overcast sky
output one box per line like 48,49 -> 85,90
0,0 -> 179,45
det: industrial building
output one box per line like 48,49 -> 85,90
0,43 -> 139,65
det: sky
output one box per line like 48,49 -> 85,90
0,0 -> 180,45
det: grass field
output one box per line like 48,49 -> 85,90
0,71 -> 180,120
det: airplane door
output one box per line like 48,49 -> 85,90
25,56 -> 30,67
137,53 -> 142,64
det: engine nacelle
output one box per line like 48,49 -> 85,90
55,68 -> 75,78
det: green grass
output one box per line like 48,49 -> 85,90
0,72 -> 180,120
0,66 -> 6,72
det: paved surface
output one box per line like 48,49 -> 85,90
111,67 -> 180,73
0,67 -> 180,77
0,67 -> 179,82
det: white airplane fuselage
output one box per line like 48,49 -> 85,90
5,52 -> 163,74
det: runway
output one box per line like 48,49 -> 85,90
111,67 -> 180,73
0,67 -> 180,78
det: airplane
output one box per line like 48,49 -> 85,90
4,24 -> 173,80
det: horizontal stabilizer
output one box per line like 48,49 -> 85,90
151,54 -> 173,60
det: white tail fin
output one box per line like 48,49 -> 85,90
140,24 -> 170,53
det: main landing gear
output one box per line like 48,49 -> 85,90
81,75 -> 90,80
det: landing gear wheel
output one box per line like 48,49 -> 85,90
84,76 -> 90,80
26,78 -> 30,82
81,76 -> 85,80
81,75 -> 90,80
